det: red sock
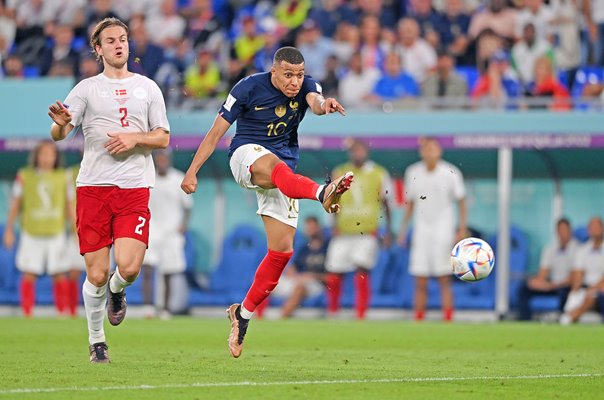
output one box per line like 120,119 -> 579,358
271,162 -> 320,200
414,310 -> 425,321
354,271 -> 370,319
67,279 -> 79,316
242,249 -> 292,312
443,308 -> 454,322
53,279 -> 68,314
20,279 -> 35,317
255,297 -> 269,319
326,273 -> 342,314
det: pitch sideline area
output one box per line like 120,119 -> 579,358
0,318 -> 602,399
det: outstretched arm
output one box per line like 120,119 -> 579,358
181,114 -> 232,194
306,92 -> 346,116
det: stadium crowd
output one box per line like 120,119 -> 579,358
1,0 -> 604,110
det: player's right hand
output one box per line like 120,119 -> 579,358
181,172 -> 198,194
3,229 -> 15,249
48,100 -> 72,126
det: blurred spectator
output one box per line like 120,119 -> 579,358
11,0 -> 45,43
511,22 -> 552,90
321,54 -> 341,97
471,50 -> 521,108
398,137 -> 466,322
408,0 -> 445,49
155,38 -> 195,108
308,0 -> 356,37
274,0 -> 312,31
296,19 -> 333,81
549,0 -> 583,90
517,218 -> 578,321
421,49 -> 468,107
232,15 -> 264,74
332,22 -> 360,64
515,0 -> 554,42
592,0 -> 604,65
181,0 -> 224,51
146,0 -> 186,49
270,216 -> 329,318
439,0 -> 472,65
475,28 -> 506,72
0,0 -> 16,64
254,28 -> 283,72
142,149 -> 193,319
182,47 -> 223,109
78,56 -> 101,81
338,51 -> 381,108
2,54 -> 24,78
560,217 -> 604,325
40,25 -> 80,77
353,0 -> 398,30
527,56 -> 571,110
85,0 -> 120,29
396,18 -> 437,83
42,0 -> 86,35
468,0 -> 518,44
3,140 -> 74,317
359,15 -> 387,71
48,59 -> 76,77
128,16 -> 165,79
326,139 -> 393,320
369,51 -> 420,104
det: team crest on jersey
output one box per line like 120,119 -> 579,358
289,101 -> 298,110
275,105 -> 286,117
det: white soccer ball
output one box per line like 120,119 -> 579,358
450,237 -> 495,282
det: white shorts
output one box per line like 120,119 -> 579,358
144,233 -> 186,274
273,275 -> 324,298
409,231 -> 454,277
64,234 -> 86,271
16,232 -> 68,275
230,144 -> 299,228
325,235 -> 379,273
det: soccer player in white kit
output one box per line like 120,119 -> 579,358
47,18 -> 170,363
398,137 -> 466,322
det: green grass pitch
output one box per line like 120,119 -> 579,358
0,317 -> 603,399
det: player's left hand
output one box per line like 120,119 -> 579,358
322,98 -> 346,116
105,132 -> 138,155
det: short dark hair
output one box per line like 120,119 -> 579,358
273,47 -> 305,66
90,17 -> 129,61
557,218 -> 571,228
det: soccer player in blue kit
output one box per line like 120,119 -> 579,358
181,47 -> 354,358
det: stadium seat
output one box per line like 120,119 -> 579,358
23,66 -> 40,78
189,224 -> 266,306
488,226 -> 530,309
0,225 -> 19,304
571,66 -> 604,110
573,226 -> 589,243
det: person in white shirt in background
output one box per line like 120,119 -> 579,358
338,51 -> 381,109
398,137 -> 466,322
517,218 -> 579,321
142,148 -> 193,319
560,217 -> 604,325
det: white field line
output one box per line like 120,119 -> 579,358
1,373 -> 602,395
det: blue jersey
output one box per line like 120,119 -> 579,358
220,72 -> 322,171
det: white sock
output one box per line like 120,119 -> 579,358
109,267 -> 132,294
82,279 -> 107,345
240,305 -> 254,320
316,185 -> 325,201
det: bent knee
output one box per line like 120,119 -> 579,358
87,269 -> 109,286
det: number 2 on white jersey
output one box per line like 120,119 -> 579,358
134,216 -> 146,235
119,107 -> 129,127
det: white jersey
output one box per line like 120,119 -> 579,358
148,168 -> 193,239
404,160 -> 465,236
539,238 -> 579,284
574,241 -> 604,287
64,73 -> 170,188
